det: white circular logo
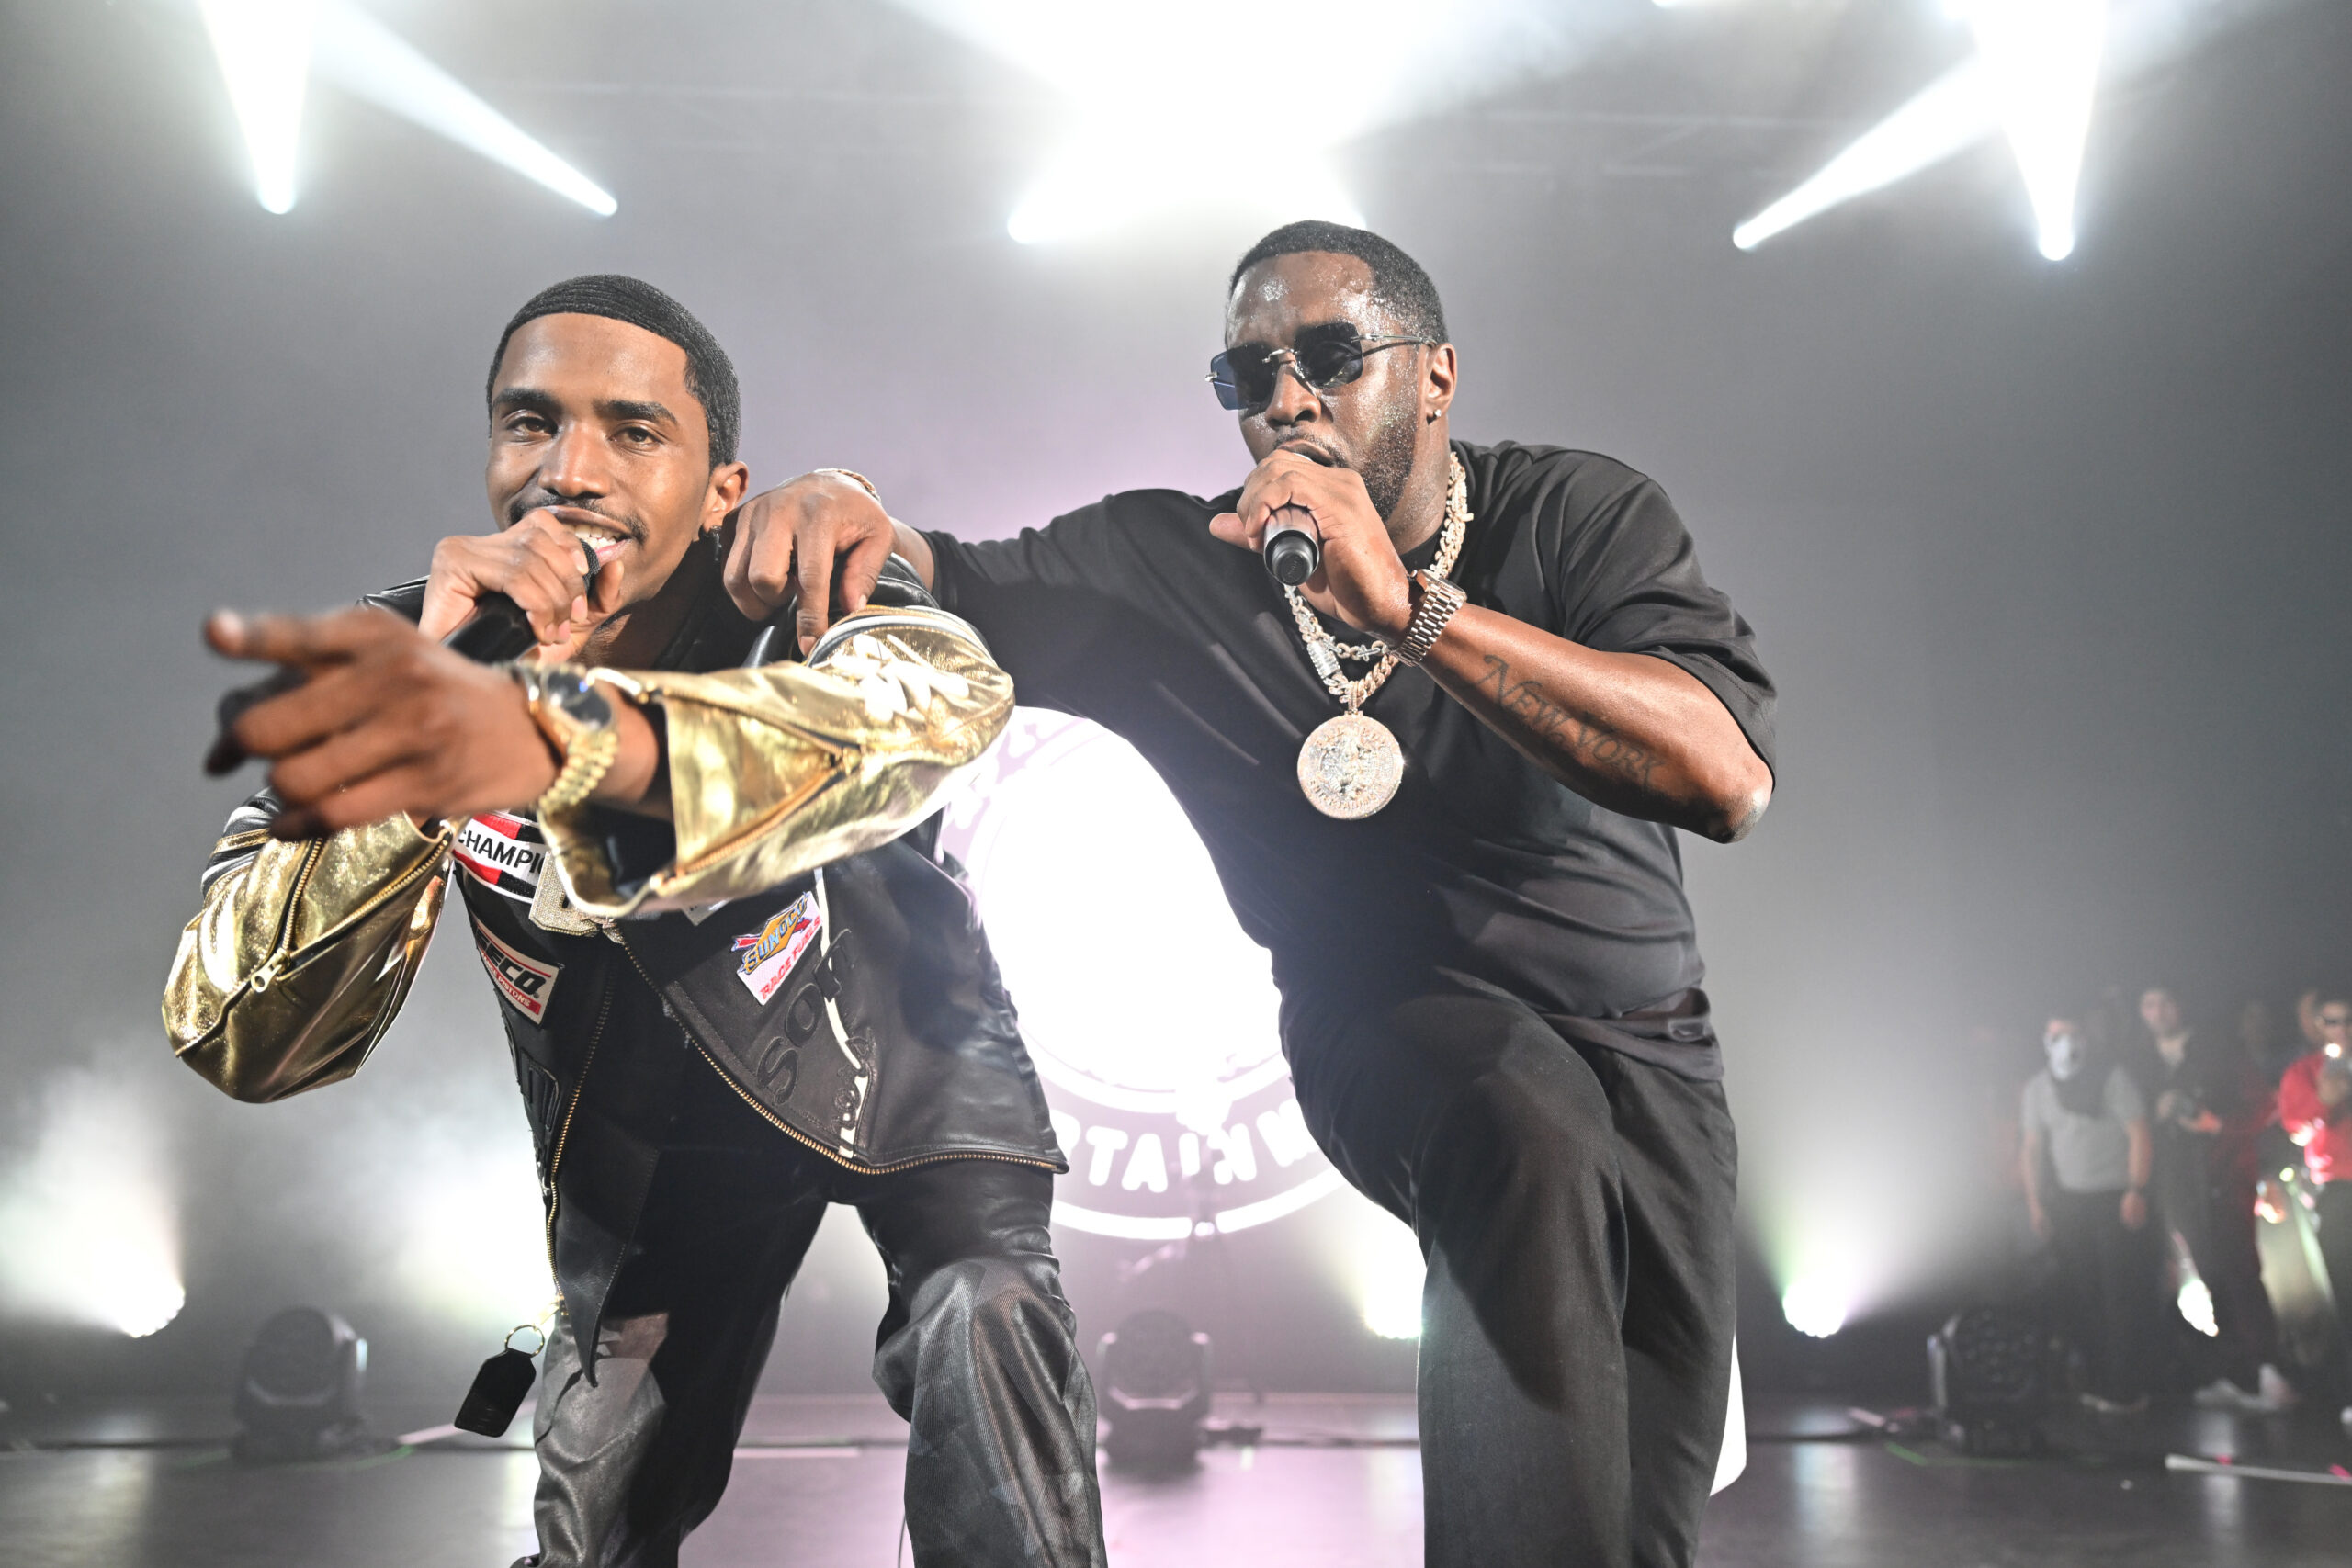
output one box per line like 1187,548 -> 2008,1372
938,713 -> 1343,1239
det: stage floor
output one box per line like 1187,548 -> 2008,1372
4,1392 -> 2348,1565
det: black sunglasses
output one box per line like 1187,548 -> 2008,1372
1207,328 -> 1434,414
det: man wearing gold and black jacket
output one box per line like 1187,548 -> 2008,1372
162,276 -> 1104,1568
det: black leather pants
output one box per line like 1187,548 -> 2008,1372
1283,975 -> 1738,1568
515,1063 -> 1105,1568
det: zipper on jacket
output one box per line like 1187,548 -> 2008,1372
243,838 -> 329,995
244,828 -> 450,998
611,929 -> 1055,1179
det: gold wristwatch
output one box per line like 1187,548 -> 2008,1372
508,663 -> 633,816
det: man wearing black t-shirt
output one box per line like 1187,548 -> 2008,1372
728,221 -> 1776,1568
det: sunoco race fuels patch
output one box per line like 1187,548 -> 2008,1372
732,894 -> 821,1005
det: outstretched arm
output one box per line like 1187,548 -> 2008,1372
208,605 -> 669,839
539,597 -> 1012,917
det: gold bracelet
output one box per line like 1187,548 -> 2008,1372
510,664 -> 628,817
808,468 -> 880,502
536,726 -> 619,817
1390,570 -> 1467,666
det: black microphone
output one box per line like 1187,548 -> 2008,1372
438,590 -> 539,664
208,592 -> 539,774
1263,505 -> 1319,588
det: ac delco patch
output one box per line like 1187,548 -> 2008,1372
472,919 -> 560,1023
454,812 -> 547,903
731,893 -> 821,1005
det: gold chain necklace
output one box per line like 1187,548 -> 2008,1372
1288,454 -> 1471,818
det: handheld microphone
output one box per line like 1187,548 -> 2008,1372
208,592 -> 539,774
438,591 -> 539,664
1263,505 -> 1319,588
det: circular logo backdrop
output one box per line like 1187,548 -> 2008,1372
938,713 -> 1342,1239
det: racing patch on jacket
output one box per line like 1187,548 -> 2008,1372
472,918 -> 560,1023
454,812 -> 547,903
732,893 -> 821,1005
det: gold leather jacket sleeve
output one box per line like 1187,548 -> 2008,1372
162,809 -> 453,1103
541,603 -> 1013,918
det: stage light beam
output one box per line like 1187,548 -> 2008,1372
1734,0 -> 2107,259
1733,61 -> 1993,252
198,0 -> 317,214
310,0 -> 616,216
1967,0 -> 2104,259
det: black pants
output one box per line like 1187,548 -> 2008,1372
519,1066 -> 1105,1568
2315,1179 -> 2352,1392
1283,976 -> 1738,1568
2046,1186 -> 2160,1402
2166,1187 -> 2279,1390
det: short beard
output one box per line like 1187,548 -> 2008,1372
1353,390 -> 1421,524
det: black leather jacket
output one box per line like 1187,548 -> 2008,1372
166,563 -> 1062,1345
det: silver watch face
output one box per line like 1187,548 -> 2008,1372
546,671 -> 613,729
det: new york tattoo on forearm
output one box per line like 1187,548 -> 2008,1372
1477,654 -> 1662,791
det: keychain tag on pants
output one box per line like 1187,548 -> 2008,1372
454,1322 -> 547,1437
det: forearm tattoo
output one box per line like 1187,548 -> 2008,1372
1478,655 -> 1662,791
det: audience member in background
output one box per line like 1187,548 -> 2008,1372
2296,988 -> 2330,1059
2278,994 -> 2352,1420
1972,1023 -> 2045,1282
2235,998 -> 2296,1085
2021,1015 -> 2160,1414
2139,987 -> 2292,1411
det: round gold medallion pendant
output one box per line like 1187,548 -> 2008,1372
1297,713 -> 1405,819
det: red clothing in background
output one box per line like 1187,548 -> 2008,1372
2278,1051 -> 2347,1185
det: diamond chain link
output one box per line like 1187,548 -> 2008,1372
1283,454 -> 1472,713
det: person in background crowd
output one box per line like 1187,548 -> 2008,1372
2296,988 -> 2330,1057
2278,994 -> 2352,1425
2235,998 -> 2297,1085
2020,1014 -> 2159,1414
2138,987 -> 2292,1411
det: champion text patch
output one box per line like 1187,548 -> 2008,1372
454,813 -> 548,902
472,919 -> 561,1023
732,894 -> 821,1005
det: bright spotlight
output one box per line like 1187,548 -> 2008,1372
1965,0 -> 2103,260
198,0 -> 317,214
900,0 -> 1634,245
311,0 -> 616,216
1007,138 -> 1360,247
0,1070 -> 185,1337
1781,1277 -> 1849,1339
2176,1276 -> 2218,1339
944,715 -> 1345,1242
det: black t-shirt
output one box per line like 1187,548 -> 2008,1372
925,440 -> 1775,1077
